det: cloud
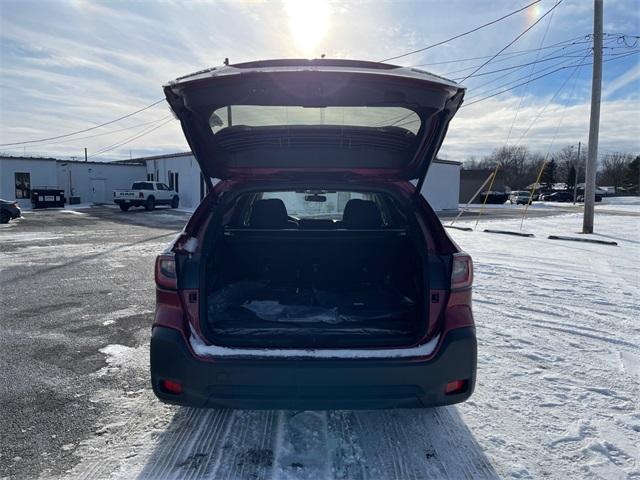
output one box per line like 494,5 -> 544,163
1,0 -> 638,161
603,64 -> 640,99
441,92 -> 640,160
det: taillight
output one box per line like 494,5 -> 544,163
445,379 -> 468,395
451,252 -> 473,290
155,254 -> 177,290
160,379 -> 182,394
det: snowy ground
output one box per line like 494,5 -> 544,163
2,203 -> 637,479
451,206 -> 639,479
52,202 -> 639,480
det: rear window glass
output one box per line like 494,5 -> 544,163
132,182 -> 153,190
209,106 -> 420,134
261,191 -> 368,220
228,190 -> 406,229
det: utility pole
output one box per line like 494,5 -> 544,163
84,147 -> 88,162
224,58 -> 232,126
573,141 -> 581,204
583,0 -> 603,233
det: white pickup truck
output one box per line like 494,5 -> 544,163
113,181 -> 179,211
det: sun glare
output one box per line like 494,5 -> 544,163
284,0 -> 331,57
527,4 -> 542,23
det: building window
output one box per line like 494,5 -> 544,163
147,173 -> 154,181
168,171 -> 179,192
15,172 -> 31,199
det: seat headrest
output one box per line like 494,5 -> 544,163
342,199 -> 383,229
249,199 -> 290,228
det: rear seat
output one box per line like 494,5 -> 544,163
339,199 -> 383,229
249,199 -> 298,228
217,198 -> 405,287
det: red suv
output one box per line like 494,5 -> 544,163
151,59 -> 475,409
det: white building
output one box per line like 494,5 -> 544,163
0,156 -> 146,208
0,153 -> 461,211
136,152 -> 461,211
420,159 -> 461,211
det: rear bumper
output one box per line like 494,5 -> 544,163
114,199 -> 144,206
150,326 -> 477,410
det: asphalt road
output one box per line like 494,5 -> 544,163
0,206 -> 189,479
0,202 -> 591,479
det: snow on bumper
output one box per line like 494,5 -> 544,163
150,326 -> 477,410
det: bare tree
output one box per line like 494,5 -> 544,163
483,146 -> 535,190
599,152 -> 634,191
555,145 -> 587,189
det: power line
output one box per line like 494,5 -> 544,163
87,116 -> 175,159
450,52 -> 586,80
0,116 -> 171,151
441,43 -> 588,77
407,32 -> 630,68
459,0 -> 564,83
512,54 -> 590,148
409,35 -> 589,67
504,3 -> 556,148
466,48 -> 637,99
0,98 -> 166,147
444,36 -> 625,78
379,0 -> 543,63
465,54 -> 586,99
393,54 -> 588,129
452,48 -> 626,81
442,35 -> 619,78
462,50 -> 639,107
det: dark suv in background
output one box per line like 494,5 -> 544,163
0,199 -> 21,224
150,59 -> 476,410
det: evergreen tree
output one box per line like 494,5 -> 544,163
540,158 -> 557,190
566,164 -> 577,190
623,156 -> 639,193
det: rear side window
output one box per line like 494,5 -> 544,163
132,182 -> 153,190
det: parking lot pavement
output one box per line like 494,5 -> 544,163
0,206 -> 189,479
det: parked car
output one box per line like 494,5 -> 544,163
509,191 -> 533,205
0,199 -> 21,224
543,191 -> 574,202
150,59 -> 476,410
479,191 -> 509,204
113,181 -> 179,211
576,194 -> 603,202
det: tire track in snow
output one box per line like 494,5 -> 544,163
210,410 -> 278,480
476,301 -> 638,350
138,408 -> 234,480
68,395 -> 499,480
326,411 -> 368,480
345,408 -> 498,480
151,408 -> 212,479
271,410 -> 330,480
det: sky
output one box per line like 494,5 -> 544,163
0,0 -> 638,163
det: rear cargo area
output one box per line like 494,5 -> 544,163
204,229 -> 426,348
